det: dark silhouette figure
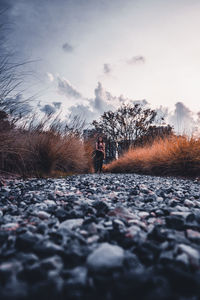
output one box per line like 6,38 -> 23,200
95,136 -> 105,173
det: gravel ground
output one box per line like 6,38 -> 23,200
0,173 -> 200,300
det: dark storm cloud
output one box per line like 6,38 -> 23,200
127,55 -> 146,65
103,63 -> 112,74
62,42 -> 74,53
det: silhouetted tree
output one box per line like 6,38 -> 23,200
92,103 -> 156,142
134,124 -> 173,147
92,103 -> 172,157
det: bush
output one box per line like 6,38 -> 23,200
0,123 -> 93,177
105,136 -> 200,177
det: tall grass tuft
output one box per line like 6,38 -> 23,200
105,136 -> 200,177
0,115 -> 93,177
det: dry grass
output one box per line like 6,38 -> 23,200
0,123 -> 93,177
105,136 -> 200,177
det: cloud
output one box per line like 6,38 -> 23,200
156,102 -> 199,136
67,81 -> 148,125
68,82 -> 117,124
168,102 -> 196,135
57,77 -> 82,99
62,42 -> 74,53
47,72 -> 54,82
3,94 -> 32,117
103,63 -> 112,74
127,55 -> 146,65
131,99 -> 148,106
93,82 -> 115,113
68,103 -> 95,122
53,101 -> 62,109
40,104 -> 56,115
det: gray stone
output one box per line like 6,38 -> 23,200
86,235 -> 99,244
38,211 -> 50,219
59,218 -> 83,230
176,253 -> 189,265
184,199 -> 195,207
87,242 -> 124,270
44,200 -> 56,206
138,211 -> 149,218
67,266 -> 88,286
1,223 -> 19,230
178,244 -> 199,267
186,229 -> 200,243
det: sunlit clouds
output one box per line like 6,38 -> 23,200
1,0 -> 200,133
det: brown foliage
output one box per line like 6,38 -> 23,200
105,136 -> 200,177
0,121 -> 93,177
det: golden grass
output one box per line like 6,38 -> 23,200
105,136 -> 200,177
0,129 -> 93,177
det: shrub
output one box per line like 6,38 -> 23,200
105,136 -> 200,177
0,123 -> 93,177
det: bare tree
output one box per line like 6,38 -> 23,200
92,103 -> 172,157
92,104 -> 157,141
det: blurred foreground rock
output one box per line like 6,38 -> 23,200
0,174 -> 200,299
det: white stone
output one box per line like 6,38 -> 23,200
178,244 -> 199,267
87,235 -> 99,244
87,242 -> 124,270
176,253 -> 189,265
170,211 -> 191,218
156,197 -> 164,202
44,200 -> 56,206
38,211 -> 50,220
184,199 -> 195,207
186,229 -> 200,242
1,223 -> 19,230
59,218 -> 83,230
138,211 -> 149,218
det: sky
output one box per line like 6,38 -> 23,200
1,0 -> 200,133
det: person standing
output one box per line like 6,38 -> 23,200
95,136 -> 105,173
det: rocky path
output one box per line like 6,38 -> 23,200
0,174 -> 200,300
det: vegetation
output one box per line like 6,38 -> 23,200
92,103 -> 172,154
105,136 -> 200,177
0,11 -> 199,179
0,12 -> 93,178
0,113 -> 94,177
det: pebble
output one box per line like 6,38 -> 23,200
184,199 -> 195,207
59,218 -> 84,230
1,222 -> 19,230
138,211 -> 149,218
87,242 -> 124,270
177,244 -> 199,267
38,211 -> 51,220
186,229 -> 200,243
0,173 -> 199,299
176,253 -> 189,266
